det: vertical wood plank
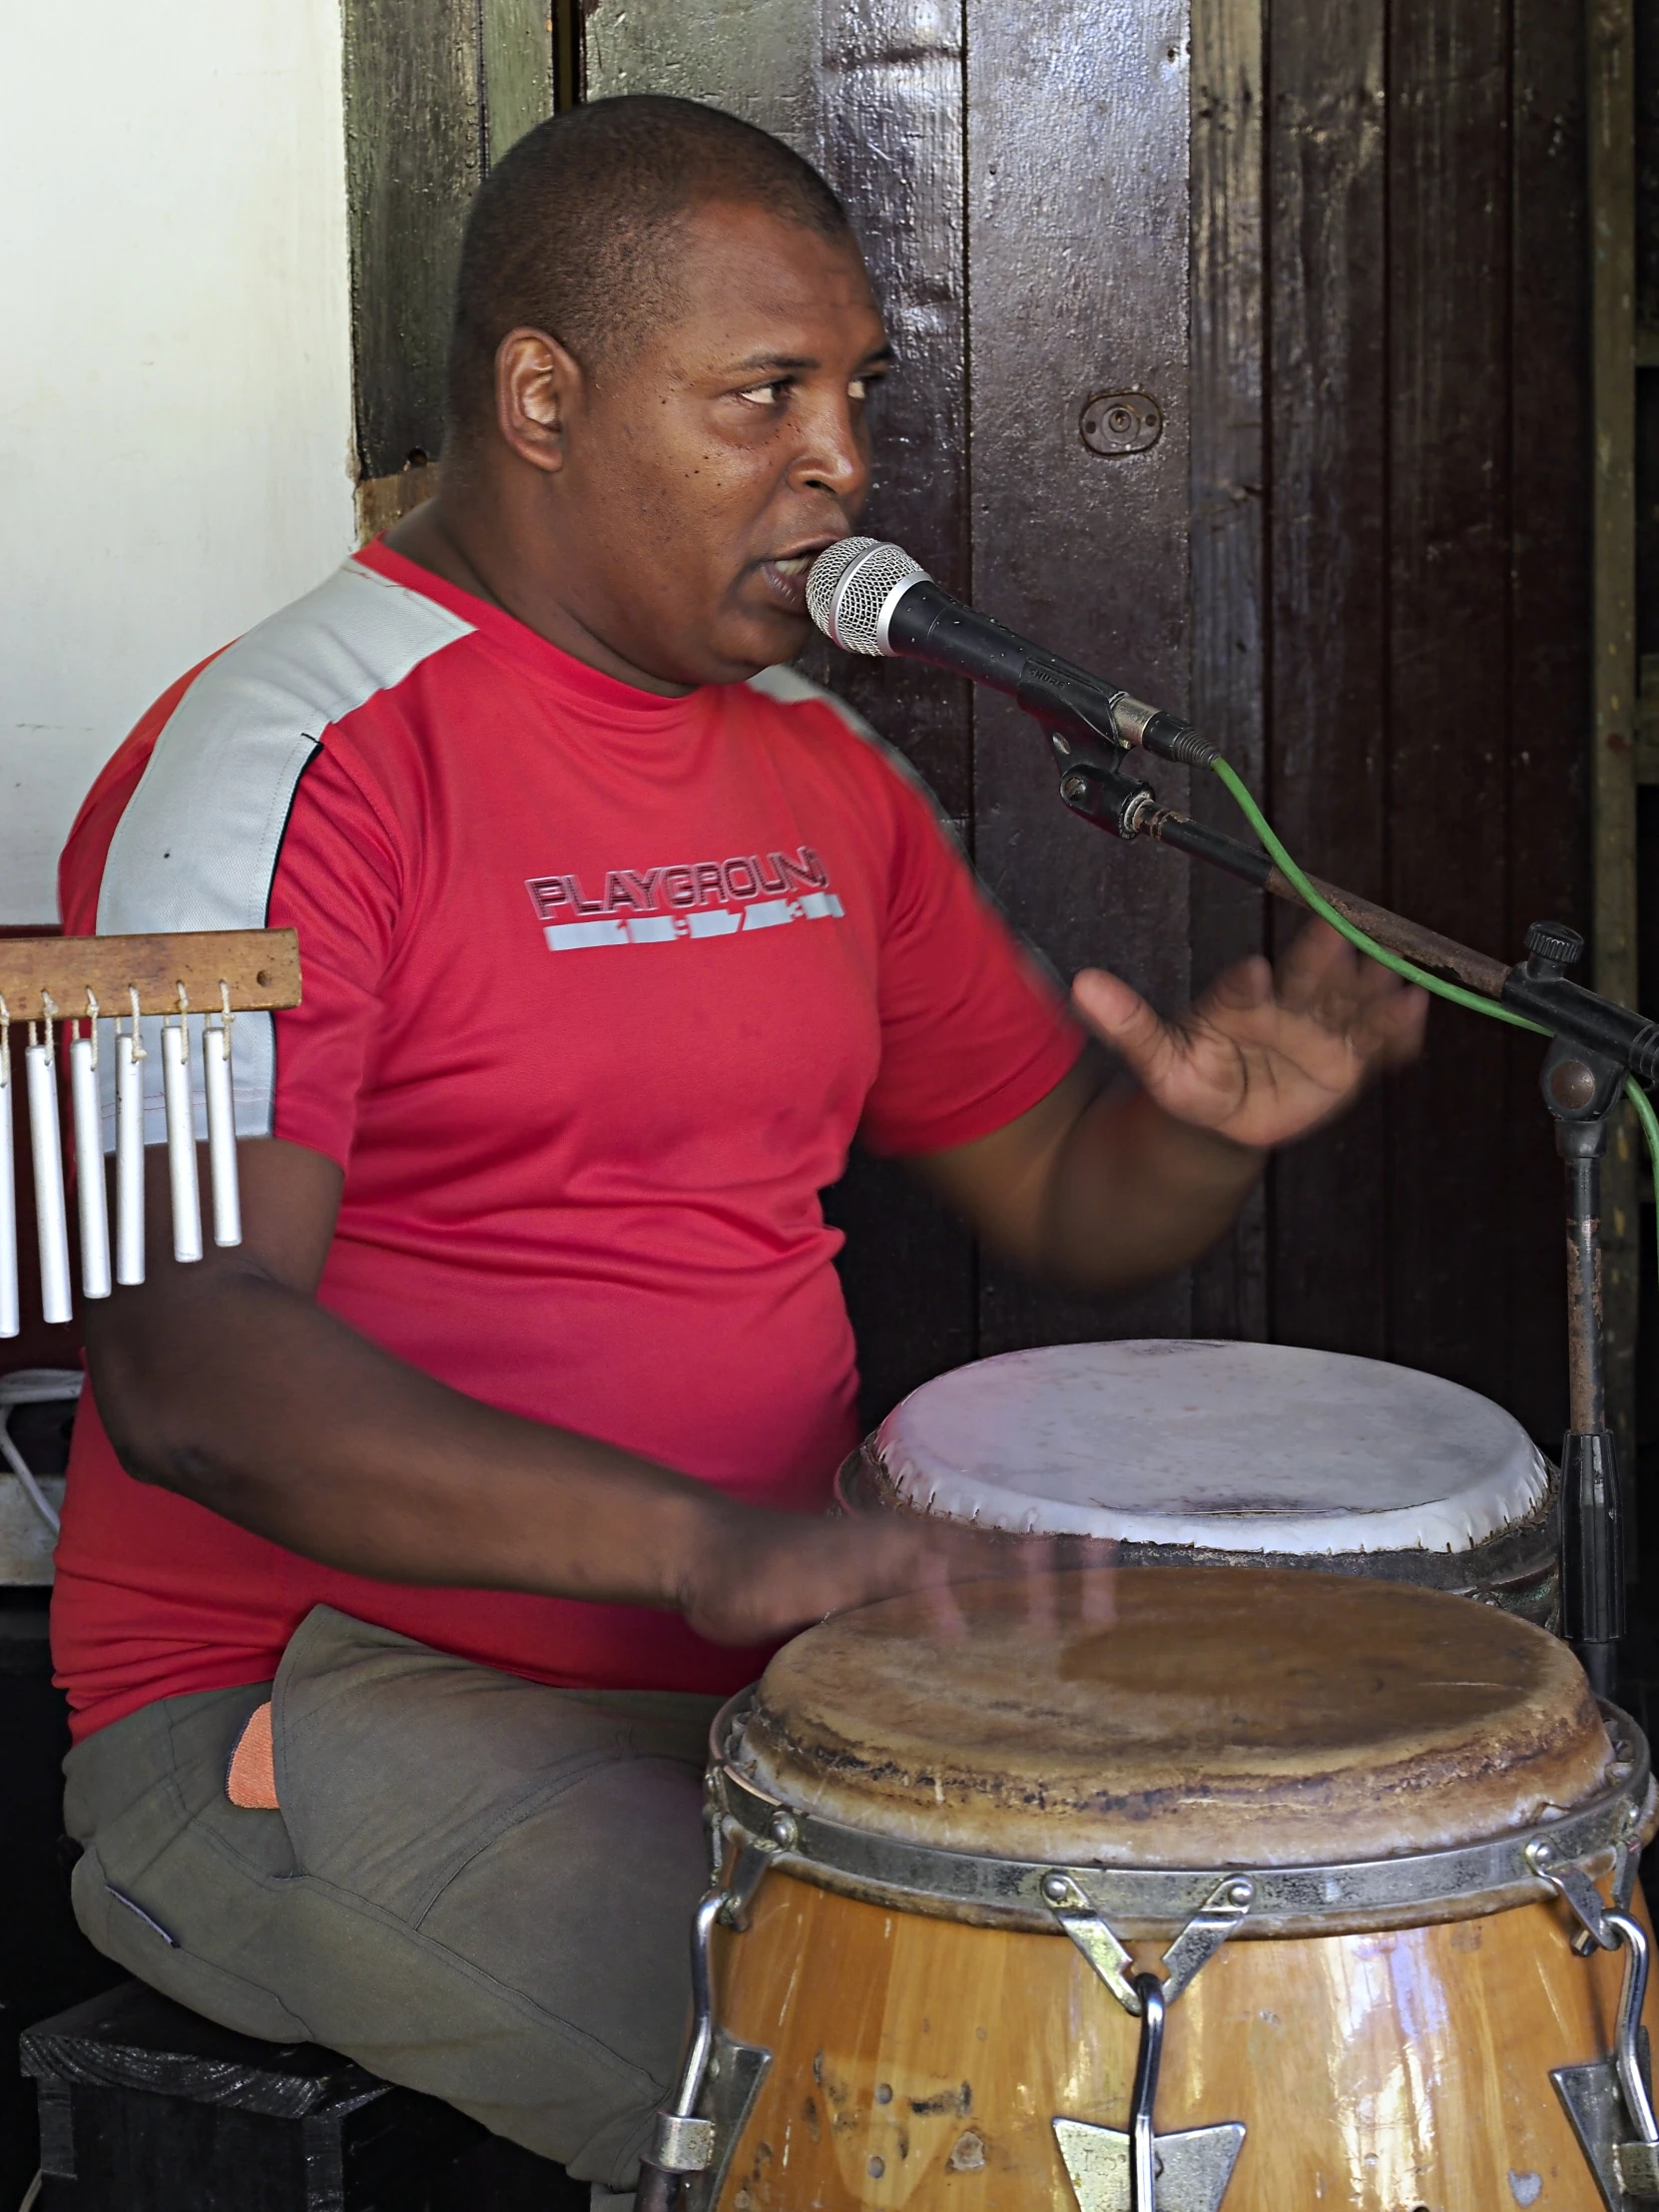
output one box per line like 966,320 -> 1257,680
582,1 -> 821,143
1505,0 -> 1591,1446
480,0 -> 555,165
583,0 -> 978,1417
341,0 -> 483,481
1383,0 -> 1512,1397
1265,0 -> 1391,1361
807,2 -> 978,1420
1589,0 -> 1641,1485
802,2 -> 971,819
967,0 -> 1194,1356
1189,0 -> 1268,1341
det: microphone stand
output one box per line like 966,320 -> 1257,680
1048,736 -> 1642,1697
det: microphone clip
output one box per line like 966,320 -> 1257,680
1047,733 -> 1157,840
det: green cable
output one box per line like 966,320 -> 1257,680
1209,758 -> 1546,1034
1206,753 -> 1659,1287
1628,1081 -> 1659,1285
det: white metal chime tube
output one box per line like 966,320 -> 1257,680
27,1007 -> 72,1325
0,1003 -> 17,1339
115,992 -> 146,1287
71,1016 -> 112,1301
204,988 -> 241,1247
162,1003 -> 203,1264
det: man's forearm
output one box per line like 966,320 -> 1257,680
81,1138 -> 1002,1652
1035,1083 -> 1262,1291
89,1267 -> 723,1610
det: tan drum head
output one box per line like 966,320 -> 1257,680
743,1567 -> 1613,1867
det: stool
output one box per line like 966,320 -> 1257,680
20,1979 -> 586,2210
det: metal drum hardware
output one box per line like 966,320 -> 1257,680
1054,1977 -> 1245,2209
711,1691 -> 1653,1939
1543,1860 -> 1659,2204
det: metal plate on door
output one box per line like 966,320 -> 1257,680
1080,391 -> 1164,456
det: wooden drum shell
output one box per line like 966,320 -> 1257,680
711,1867 -> 1658,2211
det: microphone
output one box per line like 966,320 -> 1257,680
806,537 -> 1216,768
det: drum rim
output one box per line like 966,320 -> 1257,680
709,1688 -> 1652,1936
833,1446 -> 1560,1595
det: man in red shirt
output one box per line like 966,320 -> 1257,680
55,97 -> 1423,2200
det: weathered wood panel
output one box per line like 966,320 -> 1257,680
1589,0 -> 1642,1493
1503,0 -> 1592,1446
564,0 -> 1596,1450
480,0 -> 556,164
584,1 -> 979,1419
1263,0 -> 1391,1362
1383,0 -> 1512,1397
342,0 -> 483,481
967,0 -> 1195,1359
344,0 -> 553,507
805,3 -> 979,1422
1189,0 -> 1268,1341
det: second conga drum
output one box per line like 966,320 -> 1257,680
837,1341 -> 1560,1624
661,1569 -> 1657,2211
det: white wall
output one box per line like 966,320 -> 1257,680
0,0 -> 356,923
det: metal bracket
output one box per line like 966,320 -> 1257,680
1045,1872 -> 1142,2014
644,1846 -> 779,2193
1054,1972 -> 1245,2211
684,2034 -> 772,2212
1159,1878 -> 1255,2006
1053,2118 -> 1246,2212
1530,1838 -> 1617,1952
1551,1908 -> 1659,2204
1046,1873 -> 1255,2017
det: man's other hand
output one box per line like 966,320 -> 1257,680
1072,918 -> 1427,1153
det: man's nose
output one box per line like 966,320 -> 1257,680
792,389 -> 869,506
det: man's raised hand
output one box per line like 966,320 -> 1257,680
1072,918 -> 1428,1153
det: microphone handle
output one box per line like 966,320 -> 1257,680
885,582 -> 1214,766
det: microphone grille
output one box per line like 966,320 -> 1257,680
806,538 -> 931,655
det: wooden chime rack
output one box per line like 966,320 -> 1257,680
0,929 -> 301,1333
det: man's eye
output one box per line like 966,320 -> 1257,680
736,381 -> 790,407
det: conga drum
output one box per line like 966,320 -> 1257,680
649,1570 -> 1658,2210
837,1343 -> 1559,1626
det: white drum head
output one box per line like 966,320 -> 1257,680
872,1341 -> 1549,1554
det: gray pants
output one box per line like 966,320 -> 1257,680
62,1604 -> 723,2196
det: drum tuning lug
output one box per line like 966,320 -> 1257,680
1054,1973 -> 1245,2211
1530,1841 -> 1617,1952
1159,1877 -> 1257,2007
767,1811 -> 799,1851
1554,1911 -> 1659,2203
1044,1876 -> 1141,2015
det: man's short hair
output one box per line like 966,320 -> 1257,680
446,95 -> 853,436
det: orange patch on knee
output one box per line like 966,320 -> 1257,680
227,1700 -> 278,1810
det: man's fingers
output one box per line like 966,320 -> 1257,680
1354,982 -> 1429,1065
1197,952 -> 1275,1016
1275,917 -> 1353,1008
1071,968 -> 1180,1088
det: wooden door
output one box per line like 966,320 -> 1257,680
581,0 -> 1592,1450
340,0 -> 1593,1446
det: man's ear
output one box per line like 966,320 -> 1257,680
494,326 -> 584,474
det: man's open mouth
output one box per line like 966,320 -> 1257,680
758,542 -> 837,614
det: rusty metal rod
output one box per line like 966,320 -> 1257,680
1268,870 -> 1512,998
1139,804 -> 1513,995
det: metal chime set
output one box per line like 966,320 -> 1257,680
0,929 -> 301,1334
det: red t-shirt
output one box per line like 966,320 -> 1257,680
51,543 -> 1082,1739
